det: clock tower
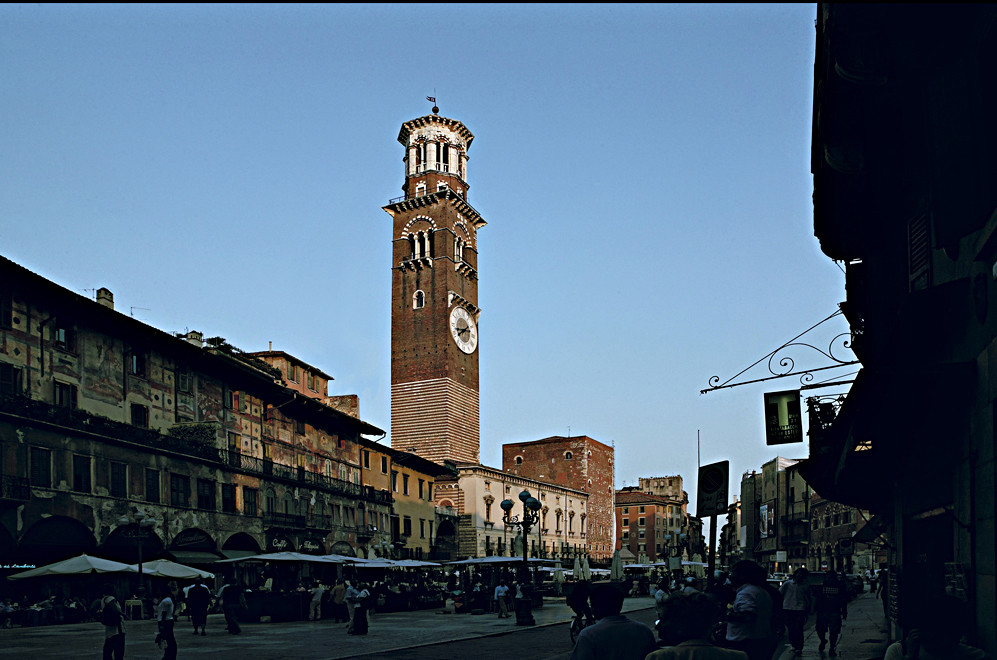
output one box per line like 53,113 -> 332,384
383,109 -> 485,465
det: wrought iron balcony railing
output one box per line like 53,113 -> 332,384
0,475 -> 29,501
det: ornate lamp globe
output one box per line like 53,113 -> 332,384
526,497 -> 541,512
500,499 -> 514,513
518,490 -> 531,503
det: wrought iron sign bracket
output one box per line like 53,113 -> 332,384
702,309 -> 859,394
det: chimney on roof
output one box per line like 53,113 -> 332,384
96,288 -> 114,310
183,330 -> 204,348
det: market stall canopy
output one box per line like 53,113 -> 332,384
128,559 -> 214,579
8,554 -> 138,580
445,556 -> 551,566
216,551 -> 346,564
392,559 -> 440,568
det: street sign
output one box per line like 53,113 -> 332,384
764,390 -> 804,445
696,460 -> 729,517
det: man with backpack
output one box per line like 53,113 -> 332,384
99,584 -> 125,660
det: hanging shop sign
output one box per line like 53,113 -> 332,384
759,504 -> 769,538
764,390 -> 803,445
266,534 -> 295,553
172,528 -> 215,551
696,460 -> 729,517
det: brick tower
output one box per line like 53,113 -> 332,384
383,108 -> 485,465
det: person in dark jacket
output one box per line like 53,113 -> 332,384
814,570 -> 849,656
187,579 -> 211,636
218,578 -> 244,635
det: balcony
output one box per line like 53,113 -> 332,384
263,512 -> 306,529
220,450 -> 393,506
0,475 -> 29,502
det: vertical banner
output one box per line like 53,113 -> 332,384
759,504 -> 769,538
764,390 -> 803,445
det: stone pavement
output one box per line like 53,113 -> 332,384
773,592 -> 890,660
0,595 -> 656,659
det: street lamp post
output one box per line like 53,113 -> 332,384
664,532 -> 688,587
500,490 -> 542,626
118,511 -> 158,599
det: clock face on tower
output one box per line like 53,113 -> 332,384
449,307 -> 478,354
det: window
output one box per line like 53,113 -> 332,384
639,517 -> 645,526
638,543 -> 646,552
287,364 -> 297,382
177,366 -> 192,393
623,507 -> 629,515
170,474 -> 190,507
622,530 -> 629,540
420,519 -> 426,538
130,404 -> 148,428
403,474 -> 409,495
243,487 -> 258,516
30,447 -> 51,487
55,381 -> 77,409
265,488 -> 276,513
639,506 -> 645,514
110,462 -> 127,498
363,451 -> 370,469
418,479 -> 424,499
413,290 -> 425,309
515,456 -> 523,465
564,451 -> 572,460
145,469 -> 160,503
53,321 -> 75,352
295,419 -> 305,435
391,471 -> 398,492
381,456 -> 388,473
129,353 -> 146,377
0,363 -> 22,396
72,455 -> 91,493
403,517 -> 412,537
221,483 -> 236,513
639,529 -> 646,539
622,518 -> 629,527
428,482 -> 433,499
0,289 -> 11,329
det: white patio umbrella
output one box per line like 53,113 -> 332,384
392,559 -> 440,568
610,550 -> 624,581
127,559 -> 214,580
8,554 -> 137,580
573,555 -> 582,578
581,556 -> 592,581
553,567 -> 565,584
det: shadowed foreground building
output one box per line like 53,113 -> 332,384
805,4 -> 997,653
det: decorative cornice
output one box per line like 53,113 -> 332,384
382,189 -> 486,229
398,115 -> 474,148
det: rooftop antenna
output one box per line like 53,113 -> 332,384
130,307 -> 150,318
427,91 -> 438,114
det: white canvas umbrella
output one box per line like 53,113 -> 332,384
127,559 -> 214,580
610,550 -> 624,581
8,554 -> 137,580
553,567 -> 565,584
572,555 -> 582,578
581,556 -> 592,581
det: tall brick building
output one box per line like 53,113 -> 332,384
383,109 -> 484,465
502,435 -> 614,561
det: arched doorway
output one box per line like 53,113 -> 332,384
434,520 -> 458,561
103,524 -> 165,564
19,516 -> 96,565
329,541 -> 355,558
222,532 -> 262,553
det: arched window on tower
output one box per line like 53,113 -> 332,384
440,143 -> 450,172
415,182 -> 426,197
417,143 -> 427,172
564,451 -> 573,460
408,235 -> 416,260
413,291 -> 425,309
428,230 -> 435,257
515,456 -> 523,465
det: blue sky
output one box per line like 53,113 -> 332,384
1,4 -> 850,517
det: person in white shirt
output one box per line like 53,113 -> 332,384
493,580 -> 510,619
156,582 -> 179,660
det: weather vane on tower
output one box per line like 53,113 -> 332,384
427,93 -> 438,114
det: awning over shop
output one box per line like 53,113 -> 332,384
162,550 -> 225,565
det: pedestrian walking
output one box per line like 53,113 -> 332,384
349,583 -> 371,635
308,581 -> 325,621
654,580 -> 670,619
99,584 -> 125,660
648,592 -> 749,660
330,579 -> 348,623
344,581 -> 358,633
725,560 -> 774,660
494,580 -> 510,618
186,580 -> 210,636
156,582 -> 179,660
218,578 -> 243,635
570,584 -> 656,660
813,570 -> 848,657
780,568 -> 813,656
